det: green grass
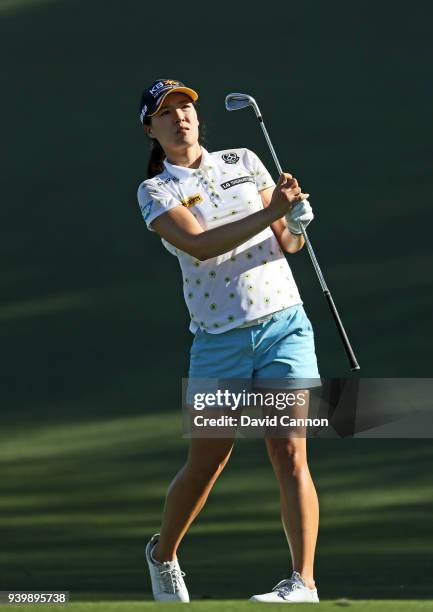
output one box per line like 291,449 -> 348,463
1,413 -> 432,600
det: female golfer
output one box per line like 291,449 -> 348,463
137,79 -> 320,604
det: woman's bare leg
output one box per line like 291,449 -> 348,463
265,434 -> 319,590
152,436 -> 235,562
259,389 -> 318,590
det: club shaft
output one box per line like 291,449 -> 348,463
257,114 -> 360,371
323,290 -> 360,371
257,116 -> 283,175
299,224 -> 328,292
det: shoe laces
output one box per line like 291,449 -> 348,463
273,572 -> 305,597
273,579 -> 299,597
159,562 -> 186,593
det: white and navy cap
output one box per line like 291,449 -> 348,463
139,78 -> 199,124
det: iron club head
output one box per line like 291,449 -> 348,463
225,93 -> 261,117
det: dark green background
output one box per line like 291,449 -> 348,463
1,0 -> 432,602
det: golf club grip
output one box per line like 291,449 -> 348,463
323,290 -> 360,371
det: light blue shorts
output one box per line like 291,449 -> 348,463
187,304 -> 321,395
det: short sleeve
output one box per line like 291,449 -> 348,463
243,149 -> 275,191
137,181 -> 182,231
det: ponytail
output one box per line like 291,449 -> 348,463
147,139 -> 165,178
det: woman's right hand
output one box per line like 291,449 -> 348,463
268,173 -> 310,218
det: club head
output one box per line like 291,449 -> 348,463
225,93 -> 261,117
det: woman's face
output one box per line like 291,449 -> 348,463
145,92 -> 199,152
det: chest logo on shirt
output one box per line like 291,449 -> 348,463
222,152 -> 240,164
180,193 -> 204,208
156,176 -> 179,186
221,176 -> 255,190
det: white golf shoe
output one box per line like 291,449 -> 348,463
145,533 -> 190,602
250,571 -> 319,603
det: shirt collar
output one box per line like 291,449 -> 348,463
163,147 -> 214,181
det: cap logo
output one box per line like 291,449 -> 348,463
149,81 -> 166,96
149,80 -> 180,97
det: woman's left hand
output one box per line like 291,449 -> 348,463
285,199 -> 314,235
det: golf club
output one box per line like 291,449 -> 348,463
225,92 -> 360,372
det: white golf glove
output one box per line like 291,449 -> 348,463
285,199 -> 314,235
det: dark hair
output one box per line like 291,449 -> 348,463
143,102 -> 207,179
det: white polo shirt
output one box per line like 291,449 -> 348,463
137,147 -> 302,334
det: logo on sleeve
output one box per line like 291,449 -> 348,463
221,176 -> 255,190
141,200 -> 153,221
180,193 -> 203,208
222,152 -> 240,164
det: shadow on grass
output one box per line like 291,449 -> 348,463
0,433 -> 432,600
